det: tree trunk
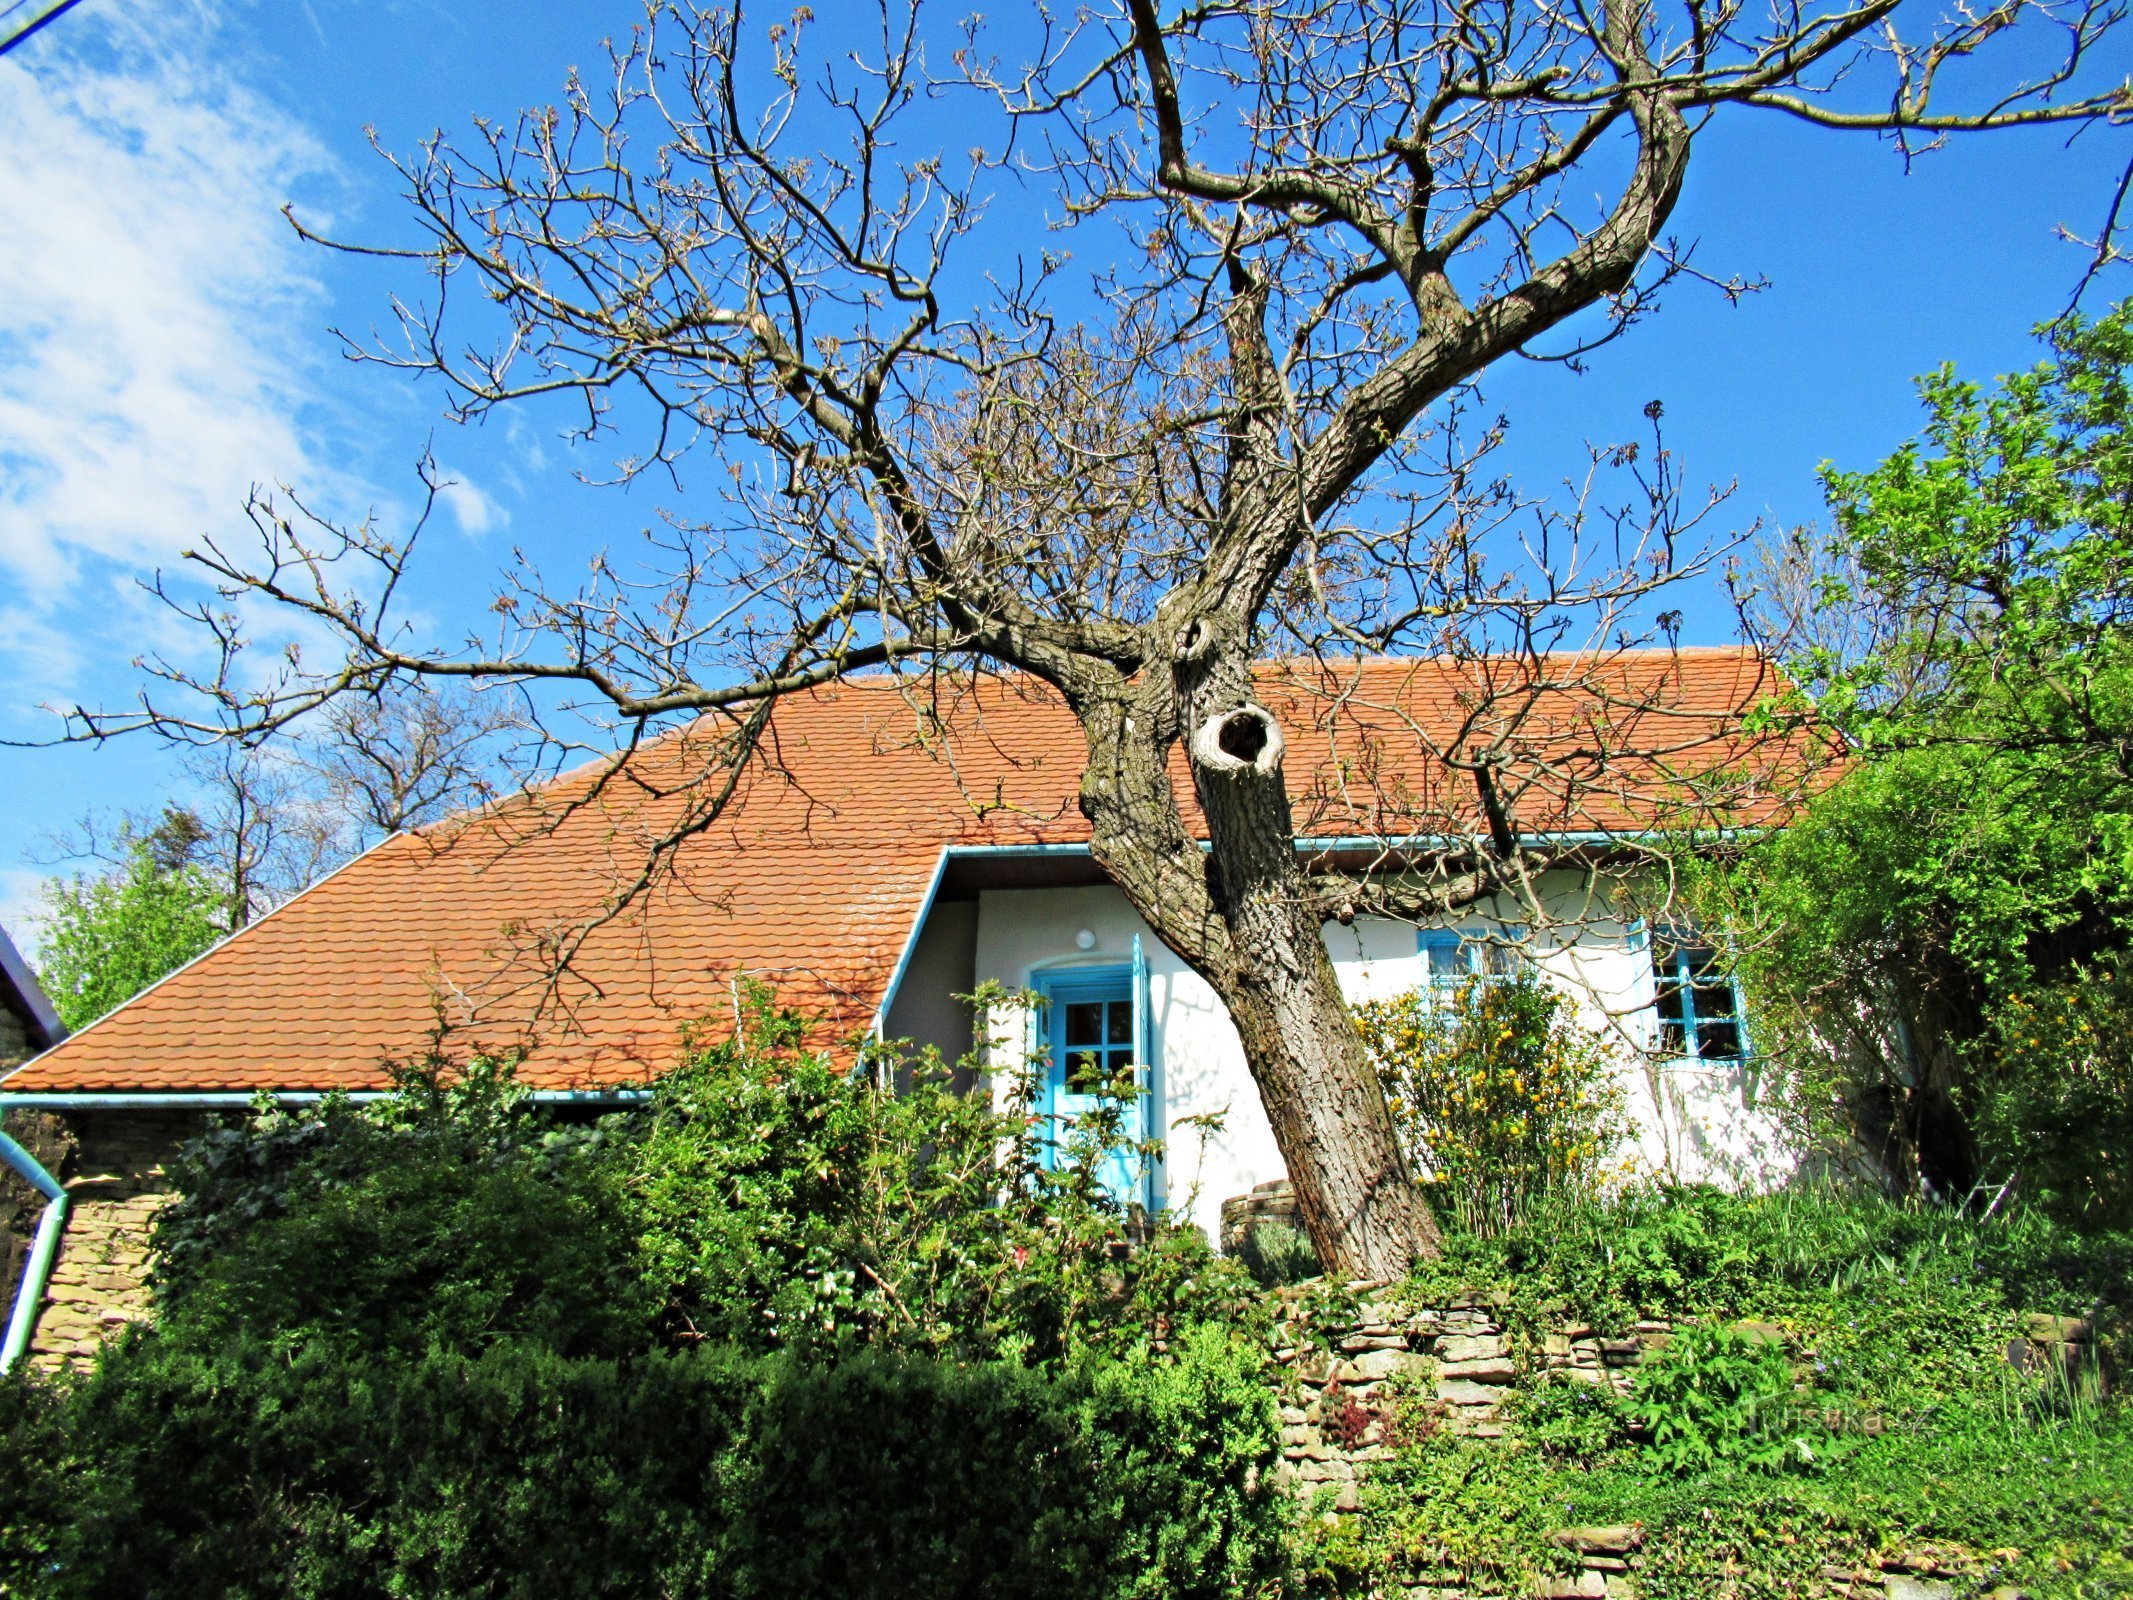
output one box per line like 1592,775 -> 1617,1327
1075,659 -> 1443,1282
1207,897 -> 1445,1279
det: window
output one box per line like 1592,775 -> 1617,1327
1418,927 -> 1521,994
1652,939 -> 1746,1061
1059,991 -> 1135,1095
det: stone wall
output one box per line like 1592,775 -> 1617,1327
28,1111 -> 197,1369
1266,1290 -> 2054,1599
1270,1288 -> 1675,1510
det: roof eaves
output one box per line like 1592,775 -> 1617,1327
0,1088 -> 653,1110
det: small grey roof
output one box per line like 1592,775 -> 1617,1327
0,923 -> 66,1053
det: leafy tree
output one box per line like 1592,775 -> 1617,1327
1717,303 -> 2133,1208
64,3 -> 2128,1276
33,816 -> 225,1030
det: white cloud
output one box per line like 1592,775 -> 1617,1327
437,468 -> 506,538
0,1 -> 343,693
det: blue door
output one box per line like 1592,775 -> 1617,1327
1039,961 -> 1152,1213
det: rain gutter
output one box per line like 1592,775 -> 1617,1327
0,1127 -> 68,1377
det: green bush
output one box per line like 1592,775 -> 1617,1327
152,1057 -> 653,1359
149,989 -> 1257,1367
623,985 -> 1255,1361
0,988 -> 1284,1598
1976,961 -> 2133,1230
1626,1324 -> 1814,1475
726,1327 -> 1284,1600
2,1326 -> 1283,1600
1402,1183 -> 2131,1344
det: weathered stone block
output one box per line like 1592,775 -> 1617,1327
1549,1526 -> 1647,1555
1439,1356 -> 1518,1382
1346,1347 -> 1433,1382
1436,1332 -> 1506,1363
1435,1378 -> 1504,1408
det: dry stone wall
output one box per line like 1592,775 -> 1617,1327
1266,1289 -> 2054,1599
1270,1288 -> 1675,1510
28,1111 -> 196,1369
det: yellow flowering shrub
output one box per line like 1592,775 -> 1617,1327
1356,974 -> 1633,1237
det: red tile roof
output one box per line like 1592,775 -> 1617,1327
2,650 -> 1808,1095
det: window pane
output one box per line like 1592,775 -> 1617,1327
1064,1002 -> 1104,1048
1106,1001 -> 1132,1045
1697,1018 -> 1742,1059
1691,982 -> 1736,1022
1422,936 -> 1464,982
1654,976 -> 1685,1020
1659,1017 -> 1690,1054
1109,1047 -> 1136,1084
1064,1049 -> 1103,1092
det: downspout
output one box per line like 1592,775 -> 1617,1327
0,1127 -> 68,1377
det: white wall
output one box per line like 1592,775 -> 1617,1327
971,874 -> 1797,1244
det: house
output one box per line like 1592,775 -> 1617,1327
0,650 -> 1807,1367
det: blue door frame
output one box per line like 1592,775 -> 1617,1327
1035,941 -> 1157,1213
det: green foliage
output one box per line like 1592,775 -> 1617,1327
1357,975 -> 1633,1236
1626,1324 -> 1813,1475
729,1326 -> 1284,1600
0,1372 -> 71,1591
151,1056 -> 652,1359
1808,300 -> 2133,755
147,988 -> 1256,1367
1305,1405 -> 2133,1600
0,990 -> 1285,1599
621,983 -> 1259,1360
1508,1375 -> 1630,1465
1300,1187 -> 2132,1600
2,1327 -> 1283,1600
1707,301 -> 2133,1197
1234,1219 -> 1321,1289
1977,960 -> 2133,1230
32,825 -> 225,1031
1402,1184 -> 2129,1348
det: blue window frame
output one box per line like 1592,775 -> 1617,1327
1418,926 -> 1521,994
1652,939 -> 1746,1061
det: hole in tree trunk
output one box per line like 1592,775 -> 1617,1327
1217,710 -> 1268,764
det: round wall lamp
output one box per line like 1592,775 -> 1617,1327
1074,928 -> 1097,951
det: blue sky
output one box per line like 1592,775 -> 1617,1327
0,0 -> 2125,944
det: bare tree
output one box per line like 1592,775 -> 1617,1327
297,683 -> 518,838
56,0 -> 2129,1276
